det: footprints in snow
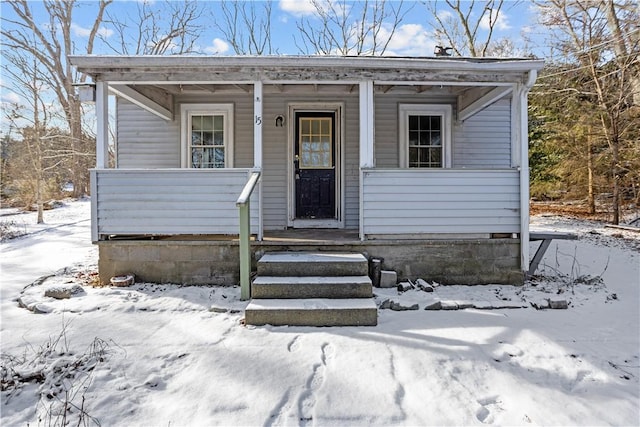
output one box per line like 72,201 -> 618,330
267,340 -> 334,427
492,342 -> 524,363
287,335 -> 301,353
475,395 -> 502,424
299,343 -> 333,426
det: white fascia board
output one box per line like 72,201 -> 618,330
70,55 -> 545,73
109,84 -> 172,121
375,80 -> 515,87
103,80 -> 256,85
458,86 -> 513,122
262,80 -> 362,85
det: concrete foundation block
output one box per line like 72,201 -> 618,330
379,270 -> 397,288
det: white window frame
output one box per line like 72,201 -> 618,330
180,103 -> 234,168
399,104 -> 452,168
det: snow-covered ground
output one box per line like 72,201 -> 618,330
1,200 -> 638,426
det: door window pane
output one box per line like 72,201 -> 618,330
299,117 -> 332,168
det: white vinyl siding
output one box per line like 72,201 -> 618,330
114,90 -> 514,236
375,93 -> 456,168
116,99 -> 180,168
116,95 -> 254,169
453,98 -> 512,168
361,169 -> 520,235
91,169 -> 258,239
374,94 -> 512,168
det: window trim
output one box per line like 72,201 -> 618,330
180,103 -> 234,168
398,104 -> 452,168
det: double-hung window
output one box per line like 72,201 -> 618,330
399,104 -> 452,168
181,104 -> 234,168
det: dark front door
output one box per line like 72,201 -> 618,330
294,112 -> 336,219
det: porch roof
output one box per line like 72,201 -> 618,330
70,55 -> 544,84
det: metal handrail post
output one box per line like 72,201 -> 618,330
238,201 -> 251,300
236,171 -> 260,301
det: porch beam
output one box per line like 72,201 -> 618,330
458,86 -> 512,122
376,80 -> 515,87
95,81 -> 109,169
110,84 -> 173,121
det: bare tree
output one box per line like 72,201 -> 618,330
295,0 -> 410,55
534,0 -> 639,223
214,0 -> 275,55
425,0 -> 508,57
101,0 -> 205,55
2,52 -> 68,223
1,0 -> 112,198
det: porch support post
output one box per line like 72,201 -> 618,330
95,81 -> 109,169
359,81 -> 374,168
254,81 -> 263,169
359,81 -> 374,241
518,70 -> 537,274
254,81 -> 263,240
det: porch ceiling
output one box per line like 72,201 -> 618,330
108,81 -> 509,123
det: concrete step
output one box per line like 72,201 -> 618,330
245,298 -> 378,327
252,275 -> 373,299
257,252 -> 368,277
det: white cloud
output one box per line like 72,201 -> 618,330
1,91 -> 21,105
71,23 -> 113,38
521,25 -> 533,34
436,10 -> 453,21
204,38 -> 230,55
480,10 -> 511,31
381,23 -> 436,57
279,0 -> 317,17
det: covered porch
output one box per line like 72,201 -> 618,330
72,55 -> 543,286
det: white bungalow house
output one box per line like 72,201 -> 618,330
71,55 -> 543,294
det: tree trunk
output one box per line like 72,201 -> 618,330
69,97 -> 88,198
36,179 -> 44,224
587,129 -> 595,214
611,126 -> 620,225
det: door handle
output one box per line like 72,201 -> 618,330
294,156 -> 300,180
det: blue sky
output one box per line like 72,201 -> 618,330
1,0 -> 542,57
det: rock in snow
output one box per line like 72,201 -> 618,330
548,298 -> 569,309
416,278 -> 435,292
379,299 -> 419,311
44,284 -> 84,299
424,301 -> 442,310
110,274 -> 135,287
379,270 -> 397,288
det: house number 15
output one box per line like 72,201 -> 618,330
255,115 -> 262,125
